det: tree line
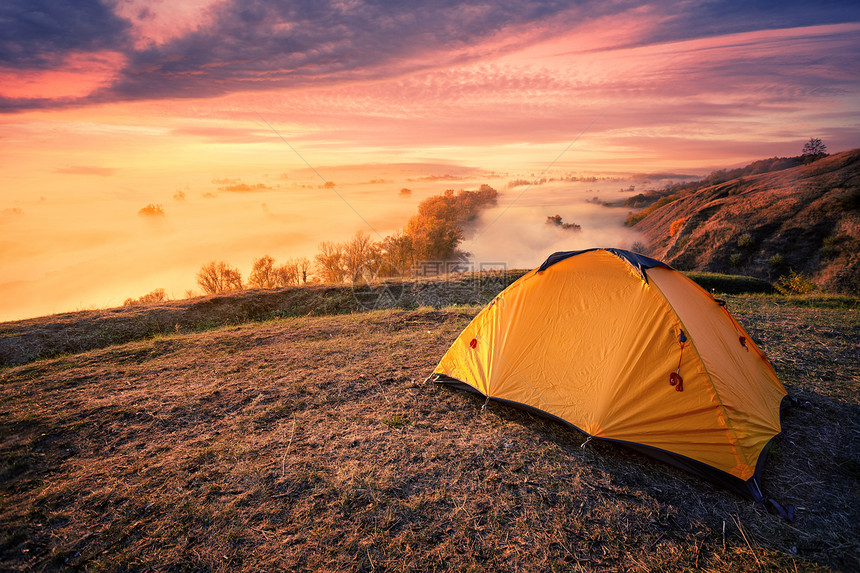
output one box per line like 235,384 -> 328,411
196,256 -> 312,294
194,185 -> 499,294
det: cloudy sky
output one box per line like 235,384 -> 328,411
1,0 -> 859,320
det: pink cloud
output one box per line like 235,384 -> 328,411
109,0 -> 223,48
216,20 -> 859,167
0,51 -> 125,100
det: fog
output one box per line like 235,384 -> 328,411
0,167 -> 648,322
464,180 -> 644,270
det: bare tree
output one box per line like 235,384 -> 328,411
382,231 -> 415,276
802,137 -> 827,158
296,257 -> 311,283
249,255 -> 277,289
274,260 -> 300,287
344,231 -> 380,282
315,241 -> 347,283
197,261 -> 243,294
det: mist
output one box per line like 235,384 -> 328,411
464,180 -> 645,270
0,168 -> 647,322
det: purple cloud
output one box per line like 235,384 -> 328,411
0,0 -> 857,113
0,0 -> 130,69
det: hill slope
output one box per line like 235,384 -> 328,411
633,149 -> 860,293
1,300 -> 858,571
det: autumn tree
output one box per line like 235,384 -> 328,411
401,185 -> 497,262
249,255 -> 277,289
196,261 -> 243,294
456,184 -> 498,221
312,185 -> 498,281
406,214 -> 463,262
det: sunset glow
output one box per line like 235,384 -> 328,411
1,1 -> 858,321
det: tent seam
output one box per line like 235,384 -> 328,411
645,271 -> 751,477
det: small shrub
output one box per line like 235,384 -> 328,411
382,414 -> 411,428
631,241 -> 650,255
123,288 -> 167,307
736,233 -> 754,249
820,235 -> 841,259
729,253 -> 744,267
774,269 -> 818,295
768,254 -> 784,267
836,187 -> 860,210
820,245 -> 839,259
669,217 -> 687,237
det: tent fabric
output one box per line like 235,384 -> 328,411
431,248 -> 788,503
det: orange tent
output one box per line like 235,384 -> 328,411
432,248 -> 791,515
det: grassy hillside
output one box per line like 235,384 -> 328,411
0,273 -> 520,368
0,269 -> 785,368
1,287 -> 858,571
632,149 -> 860,294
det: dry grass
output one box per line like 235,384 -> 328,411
0,298 -> 858,571
0,269 -> 777,368
0,273 -> 521,368
635,148 -> 860,294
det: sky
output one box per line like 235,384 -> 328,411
1,0 -> 859,321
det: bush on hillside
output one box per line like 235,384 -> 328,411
669,218 -> 687,237
774,270 -> 818,295
123,288 -> 167,307
736,233 -> 755,249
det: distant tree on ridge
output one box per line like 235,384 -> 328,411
197,261 -> 243,294
802,138 -> 827,162
249,256 -> 277,289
